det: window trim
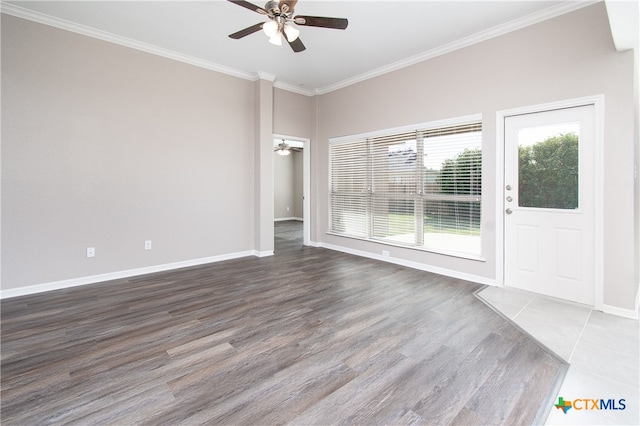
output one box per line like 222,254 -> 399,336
325,230 -> 486,261
329,114 -> 484,261
329,114 -> 482,144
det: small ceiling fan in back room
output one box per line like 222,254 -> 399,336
274,140 -> 302,156
227,0 -> 349,52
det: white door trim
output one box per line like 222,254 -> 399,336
273,133 -> 311,246
495,95 -> 604,309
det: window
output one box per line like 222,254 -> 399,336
517,124 -> 579,210
330,119 -> 482,257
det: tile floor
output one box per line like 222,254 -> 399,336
477,286 -> 639,425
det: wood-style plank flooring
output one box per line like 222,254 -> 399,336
1,222 -> 567,425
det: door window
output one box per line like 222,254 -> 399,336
517,123 -> 580,210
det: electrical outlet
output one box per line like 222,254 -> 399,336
382,250 -> 390,257
145,240 -> 152,250
87,247 -> 95,258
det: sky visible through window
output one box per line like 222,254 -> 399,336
387,132 -> 482,171
518,122 -> 580,147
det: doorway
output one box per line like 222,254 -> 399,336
502,104 -> 598,305
273,135 -> 310,247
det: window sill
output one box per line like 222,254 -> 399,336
325,231 -> 486,262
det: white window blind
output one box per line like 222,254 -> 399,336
330,139 -> 368,238
330,120 -> 482,256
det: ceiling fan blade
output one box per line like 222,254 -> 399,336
228,22 -> 264,39
286,36 -> 306,52
293,15 -> 348,30
227,0 -> 268,15
279,0 -> 298,14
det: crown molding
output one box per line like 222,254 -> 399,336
2,0 -> 319,96
256,71 -> 277,82
316,0 -> 599,95
273,80 -> 315,96
256,73 -> 318,97
0,2 -> 257,82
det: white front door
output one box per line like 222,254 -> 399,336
504,105 -> 595,305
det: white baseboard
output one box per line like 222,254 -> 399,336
254,250 -> 274,258
274,217 -> 303,222
318,242 -> 496,286
600,303 -> 639,320
0,250 -> 259,299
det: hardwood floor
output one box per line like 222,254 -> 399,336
274,220 -> 303,240
1,226 -> 567,425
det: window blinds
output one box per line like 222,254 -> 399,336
330,140 -> 368,238
330,120 -> 482,256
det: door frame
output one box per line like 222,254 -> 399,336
273,133 -> 311,246
495,95 -> 604,309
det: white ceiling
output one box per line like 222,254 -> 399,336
3,1 -> 603,94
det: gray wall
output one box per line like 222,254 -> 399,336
312,3 -> 637,310
293,151 -> 304,220
253,78 -> 275,255
1,14 -> 257,290
273,88 -> 313,138
273,151 -> 303,220
274,152 -> 294,219
274,150 -> 303,220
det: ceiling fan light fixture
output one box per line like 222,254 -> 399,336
283,24 -> 300,42
227,0 -> 348,53
269,33 -> 283,46
277,147 -> 291,156
262,20 -> 279,38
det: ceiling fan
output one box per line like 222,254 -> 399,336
274,140 -> 302,156
227,0 -> 348,52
